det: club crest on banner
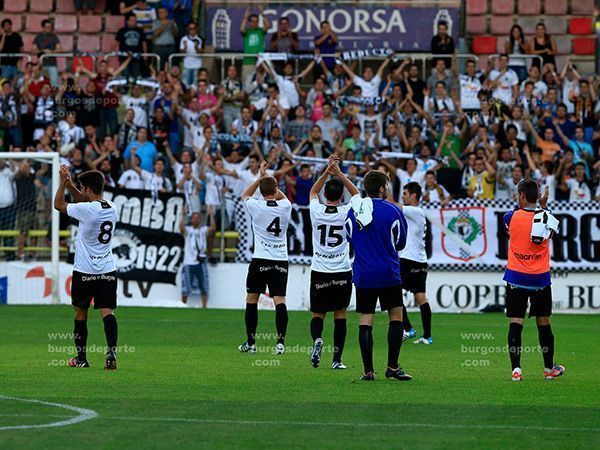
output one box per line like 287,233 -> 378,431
440,207 -> 487,261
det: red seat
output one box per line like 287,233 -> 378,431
79,15 -> 102,33
516,0 -> 540,15
1,15 -> 24,32
101,34 -> 117,52
490,16 -> 514,35
472,36 -> 497,54
466,0 -> 488,15
491,0 -> 514,15
544,0 -> 567,15
3,0 -> 27,13
30,0 -> 54,13
55,15 -> 78,33
56,0 -> 77,14
25,15 -> 48,33
105,15 -> 125,33
572,0 -> 594,15
569,18 -> 593,36
21,33 -> 36,52
544,16 -> 567,35
58,34 -> 74,52
466,15 -> 487,34
572,38 -> 595,55
77,35 -> 101,53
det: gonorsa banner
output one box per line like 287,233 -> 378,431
69,188 -> 185,284
235,198 -> 600,271
206,5 -> 459,52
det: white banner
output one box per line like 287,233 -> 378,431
1,262 -> 598,313
422,199 -> 600,271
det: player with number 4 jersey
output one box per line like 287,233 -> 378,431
54,167 -> 119,370
239,161 -> 292,355
308,155 -> 360,370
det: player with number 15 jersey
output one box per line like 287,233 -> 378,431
307,156 -> 359,370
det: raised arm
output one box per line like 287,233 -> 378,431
53,165 -> 70,214
242,161 -> 269,200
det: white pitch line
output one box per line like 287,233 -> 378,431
1,410 -> 598,433
0,396 -> 98,431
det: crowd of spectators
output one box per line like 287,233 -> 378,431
1,4 -> 600,260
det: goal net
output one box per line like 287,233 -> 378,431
0,152 -> 61,305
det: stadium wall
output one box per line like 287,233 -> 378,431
1,262 -> 598,313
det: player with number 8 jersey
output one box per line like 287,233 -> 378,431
54,166 -> 120,370
239,161 -> 292,355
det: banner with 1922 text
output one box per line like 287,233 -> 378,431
70,187 -> 185,284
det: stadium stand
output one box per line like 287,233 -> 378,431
0,0 -> 598,265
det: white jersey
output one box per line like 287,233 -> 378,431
117,169 -> 144,189
399,205 -> 427,263
183,225 -> 209,265
489,69 -> 518,106
309,197 -> 356,273
245,197 -> 292,261
459,73 -> 483,110
67,200 -> 118,274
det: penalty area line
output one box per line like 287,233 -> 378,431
0,396 -> 98,431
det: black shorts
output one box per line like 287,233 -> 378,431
355,285 -> 404,314
310,270 -> 352,313
400,259 -> 428,294
505,284 -> 552,318
71,270 -> 118,310
246,258 -> 289,297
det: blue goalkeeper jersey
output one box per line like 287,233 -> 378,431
345,199 -> 408,289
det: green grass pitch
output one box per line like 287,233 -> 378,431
1,305 -> 599,449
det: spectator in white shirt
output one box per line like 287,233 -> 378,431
339,56 -> 392,99
180,22 -> 204,88
488,54 -> 519,106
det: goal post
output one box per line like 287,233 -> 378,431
0,152 -> 60,304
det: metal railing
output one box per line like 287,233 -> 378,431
104,51 -> 161,72
168,52 -> 228,80
488,54 -> 544,69
39,52 -> 97,67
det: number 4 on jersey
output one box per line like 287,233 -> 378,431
266,217 -> 282,237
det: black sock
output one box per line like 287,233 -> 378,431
387,320 -> 403,369
537,324 -> 554,369
419,302 -> 432,339
245,303 -> 258,345
508,322 -> 523,370
402,305 -> 413,332
73,320 -> 88,360
102,314 -> 118,355
333,318 -> 347,363
275,303 -> 288,345
310,317 -> 324,342
358,325 -> 374,374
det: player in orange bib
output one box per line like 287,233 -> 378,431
503,179 -> 565,382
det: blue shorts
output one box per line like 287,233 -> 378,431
182,262 -> 209,296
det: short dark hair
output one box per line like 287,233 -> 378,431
249,154 -> 260,162
300,164 -> 311,171
1,19 -> 12,27
78,170 -> 105,195
363,170 -> 388,198
517,178 -> 538,203
259,176 -> 278,197
41,19 -> 53,28
403,181 -> 422,201
506,124 -> 518,134
324,178 -> 344,202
